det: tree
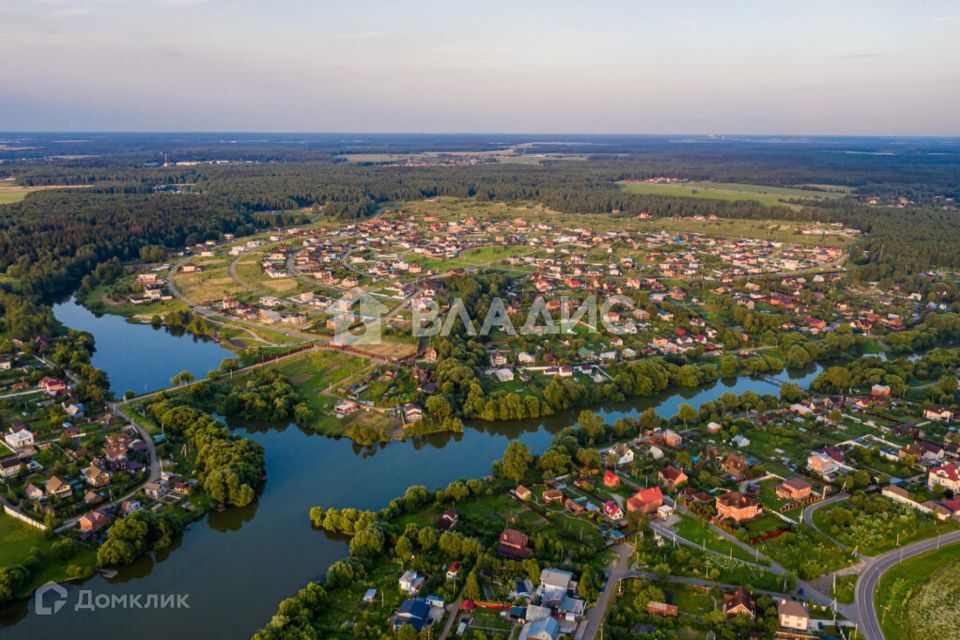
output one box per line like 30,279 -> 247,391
499,442 -> 532,483
578,566 -> 598,600
171,370 -> 194,386
677,403 -> 698,426
463,569 -> 481,601
417,527 -> 438,551
638,407 -> 660,431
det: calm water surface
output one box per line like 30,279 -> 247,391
0,303 -> 819,639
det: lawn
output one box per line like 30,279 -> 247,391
875,542 -> 960,640
673,514 -> 764,565
618,180 -> 846,209
832,573 -> 857,604
0,514 -> 97,597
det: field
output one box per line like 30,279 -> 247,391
0,514 -> 97,597
637,216 -> 855,247
0,179 -> 89,205
618,180 -> 847,208
874,542 -> 960,640
257,349 -> 396,437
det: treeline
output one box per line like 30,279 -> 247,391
0,190 -> 261,301
179,369 -> 315,426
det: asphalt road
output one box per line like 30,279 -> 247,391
855,531 -> 960,640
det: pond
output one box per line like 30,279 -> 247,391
52,297 -> 234,395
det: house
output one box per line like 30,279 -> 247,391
82,464 -> 111,488
603,500 -> 624,520
515,485 -> 533,501
402,403 -> 423,424
608,443 -> 634,466
445,562 -> 461,580
731,434 -> 751,449
716,491 -> 762,524
662,429 -> 683,448
778,599 -> 809,631
497,528 -> 532,559
928,464 -> 960,493
565,498 -> 585,515
4,429 -> 34,450
807,452 -> 840,475
658,465 -> 687,489
395,598 -> 430,632
399,570 -> 425,594
723,454 -> 750,480
723,586 -> 756,618
120,499 -> 142,516
542,488 -> 564,505
518,617 -> 560,640
362,588 -> 377,603
776,477 -> 813,501
647,601 -> 679,617
38,377 -> 67,396
539,568 -> 575,598
626,486 -> 664,514
924,405 -> 954,422
333,399 -> 358,418
45,476 -> 73,499
603,471 -> 621,487
25,483 -> 44,501
144,481 -> 168,500
78,509 -> 112,533
871,384 -> 891,398
0,456 -> 22,479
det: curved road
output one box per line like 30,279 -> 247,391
855,533 -> 960,640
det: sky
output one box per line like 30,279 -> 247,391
1,0 -> 959,135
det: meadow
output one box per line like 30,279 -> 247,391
617,180 -> 847,208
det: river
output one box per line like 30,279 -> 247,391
0,301 -> 820,639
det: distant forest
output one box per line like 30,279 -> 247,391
0,134 -> 958,336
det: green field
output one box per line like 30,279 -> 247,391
638,216 -> 855,247
875,542 -> 960,640
0,514 -> 97,598
673,514 -> 764,564
0,179 -> 85,205
618,180 -> 847,208
0,181 -> 32,205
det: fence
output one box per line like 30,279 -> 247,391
3,504 -> 47,530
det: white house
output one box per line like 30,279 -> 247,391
778,599 -> 809,631
4,429 -> 34,450
608,443 -> 634,466
399,570 -> 425,594
928,464 -> 960,493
